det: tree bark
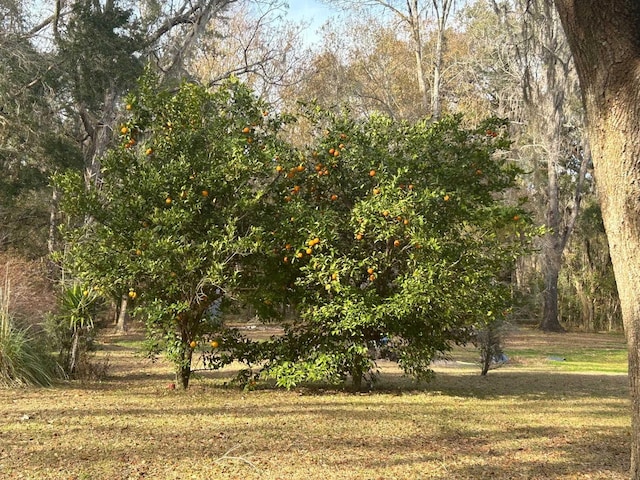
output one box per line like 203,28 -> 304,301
541,250 -> 564,331
552,1 -> 640,476
430,0 -> 454,120
407,0 -> 430,113
177,348 -> 194,390
431,22 -> 444,119
115,295 -> 128,333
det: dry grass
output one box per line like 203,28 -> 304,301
0,327 -> 630,479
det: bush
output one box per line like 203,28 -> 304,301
45,283 -> 101,378
0,278 -> 59,387
259,110 -> 535,389
475,318 -> 509,376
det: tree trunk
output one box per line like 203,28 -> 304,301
177,325 -> 195,389
553,1 -> 640,476
409,17 -> 429,114
430,0 -> 454,120
431,25 -> 444,120
115,295 -> 128,333
68,329 -> 80,376
48,187 -> 58,255
177,347 -> 194,390
540,254 -> 564,331
539,136 -> 565,332
351,361 -> 364,391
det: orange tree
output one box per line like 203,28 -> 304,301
55,72 -> 294,388
260,108 -> 532,390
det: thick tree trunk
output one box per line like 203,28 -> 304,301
553,1 -> 640,476
541,255 -> 564,331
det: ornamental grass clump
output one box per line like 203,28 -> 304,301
0,275 -> 59,387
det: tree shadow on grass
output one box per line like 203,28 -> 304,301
359,366 -> 630,399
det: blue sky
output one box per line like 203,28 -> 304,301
284,0 -> 338,45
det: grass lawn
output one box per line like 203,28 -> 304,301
0,327 -> 630,479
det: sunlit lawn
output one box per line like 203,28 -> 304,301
0,327 -> 630,479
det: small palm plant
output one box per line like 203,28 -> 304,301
52,283 -> 100,376
0,273 -> 58,387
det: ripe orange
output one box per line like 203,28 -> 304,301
367,267 -> 374,275
331,194 -> 338,201
408,184 -> 414,190
125,104 -> 132,111
329,148 -> 335,155
145,148 -> 153,155
373,188 -> 380,195
189,341 -> 197,349
296,252 -> 304,259
135,249 -> 142,256
333,150 -> 340,157
202,190 -> 209,197
513,215 -> 520,221
331,273 -> 338,281
166,197 -> 172,205
369,274 -> 376,281
296,165 -> 305,172
382,210 -> 390,217
276,165 -> 283,173
444,194 -> 450,201
285,243 -> 292,250
242,127 -> 251,133
369,169 -> 376,177
306,248 -> 313,255
210,341 -> 219,348
128,290 -> 137,299
339,143 -> 345,149
356,233 -> 363,240
283,256 -> 289,263
393,240 -> 401,247
120,126 -> 129,135
292,185 -> 301,193
315,164 -> 323,172
403,219 -> 410,225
